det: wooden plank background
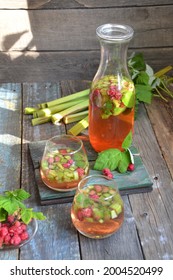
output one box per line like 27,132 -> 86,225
0,1 -> 173,82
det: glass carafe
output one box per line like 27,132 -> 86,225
89,24 -> 135,152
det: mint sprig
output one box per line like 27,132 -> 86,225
0,189 -> 46,224
128,52 -> 173,116
94,130 -> 133,174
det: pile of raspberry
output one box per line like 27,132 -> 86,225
0,215 -> 29,247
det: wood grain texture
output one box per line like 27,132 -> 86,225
0,48 -> 172,83
0,0 -> 172,9
129,104 -> 173,259
0,6 -> 173,51
146,98 -> 173,178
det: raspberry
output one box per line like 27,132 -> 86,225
77,210 -> 83,221
7,215 -> 15,224
62,163 -> 71,168
82,208 -> 92,218
102,168 -> 113,179
48,157 -> 54,164
89,194 -> 99,201
54,156 -> 60,162
76,167 -> 85,177
67,159 -> 73,165
0,226 -> 8,238
94,185 -> 102,192
16,226 -> 23,235
21,223 -> 27,232
127,163 -> 135,171
14,221 -> 21,227
9,225 -> 18,234
4,234 -> 11,245
20,231 -> 29,241
10,234 -> 21,246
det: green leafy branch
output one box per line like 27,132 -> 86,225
0,189 -> 46,224
94,130 -> 133,174
128,52 -> 173,115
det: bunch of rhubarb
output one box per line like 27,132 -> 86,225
24,88 -> 90,135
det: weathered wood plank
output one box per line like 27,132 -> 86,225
0,7 -> 172,51
0,48 -> 172,83
0,0 -> 172,10
129,104 -> 173,259
146,98 -> 173,178
0,83 -> 22,260
20,82 -> 81,259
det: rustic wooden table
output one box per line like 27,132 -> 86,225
0,81 -> 173,260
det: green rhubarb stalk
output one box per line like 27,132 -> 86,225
63,110 -> 89,124
38,88 -> 90,108
68,116 -> 89,136
24,107 -> 38,115
155,65 -> 172,78
32,116 -> 51,126
51,99 -> 89,125
34,97 -> 88,118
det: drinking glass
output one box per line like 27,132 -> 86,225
40,135 -> 89,192
71,175 -> 124,239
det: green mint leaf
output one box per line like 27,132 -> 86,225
128,53 -> 146,72
21,208 -> 46,224
135,84 -> 153,104
11,189 -> 31,201
20,208 -> 33,224
117,151 -> 131,173
145,64 -> 154,77
32,211 -> 46,221
151,77 -> 161,89
94,149 -> 121,171
0,208 -> 7,222
0,196 -> 21,215
122,130 -> 132,150
122,91 -> 135,108
136,71 -> 149,85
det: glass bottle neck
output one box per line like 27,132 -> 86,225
95,39 -> 130,80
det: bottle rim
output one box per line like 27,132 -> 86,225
96,23 -> 134,41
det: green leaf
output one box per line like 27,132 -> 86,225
11,189 -> 31,201
128,53 -> 146,72
0,196 -> 21,215
0,208 -> 7,222
151,77 -> 161,89
135,84 -> 153,104
117,151 -> 131,173
94,149 -> 121,171
122,130 -> 132,150
20,208 -> 33,224
136,71 -> 149,85
32,211 -> 46,221
122,91 -> 135,108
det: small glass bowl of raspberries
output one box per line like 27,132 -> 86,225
0,189 -> 46,250
0,216 -> 38,250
